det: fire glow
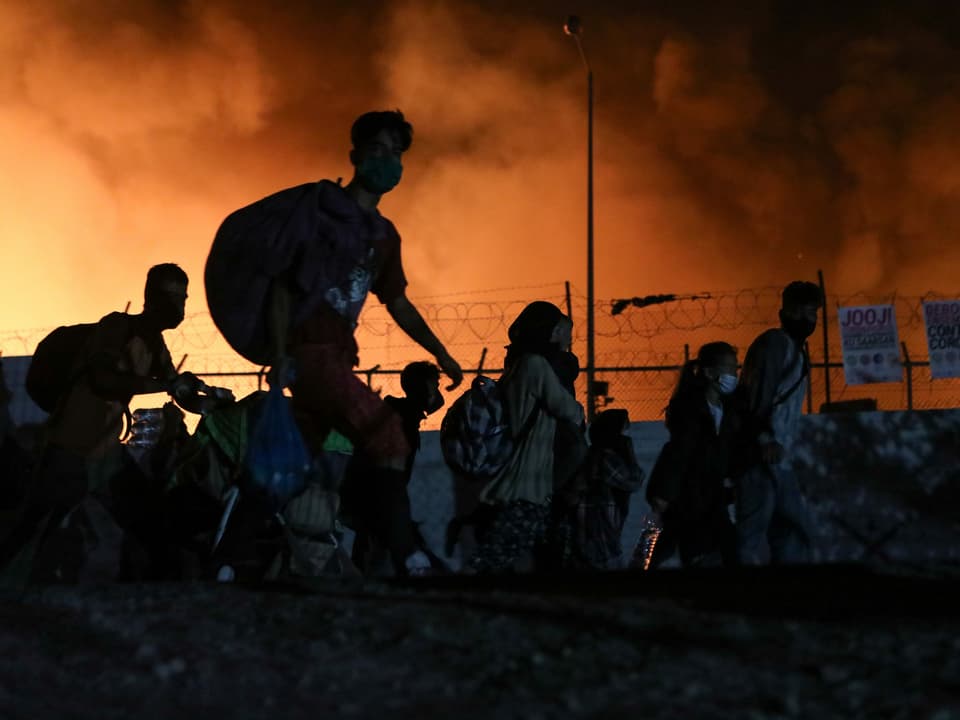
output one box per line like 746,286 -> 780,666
2,1 -> 959,354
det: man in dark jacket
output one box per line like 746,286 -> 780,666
735,281 -> 823,565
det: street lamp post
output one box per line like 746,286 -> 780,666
564,15 -> 596,422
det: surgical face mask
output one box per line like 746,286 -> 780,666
357,154 -> 403,194
717,373 -> 739,395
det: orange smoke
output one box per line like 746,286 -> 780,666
1,0 -> 959,351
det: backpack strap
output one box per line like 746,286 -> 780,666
771,344 -> 810,409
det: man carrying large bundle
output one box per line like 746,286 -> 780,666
206,110 -> 463,576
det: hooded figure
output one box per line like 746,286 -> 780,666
468,303 -> 585,574
506,301 -> 579,393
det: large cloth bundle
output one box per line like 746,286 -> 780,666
206,179 -> 398,366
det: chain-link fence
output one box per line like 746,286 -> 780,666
2,281 -> 959,429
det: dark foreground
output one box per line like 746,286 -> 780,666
1,566 -> 959,719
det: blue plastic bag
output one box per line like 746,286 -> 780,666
245,383 -> 311,511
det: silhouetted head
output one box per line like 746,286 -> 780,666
400,361 -> 443,415
143,263 -> 188,330
508,301 -> 569,348
589,408 -> 629,447
668,341 -> 739,421
505,301 -> 574,370
349,110 -> 413,196
779,280 -> 823,342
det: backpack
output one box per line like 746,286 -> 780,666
25,322 -> 99,413
440,375 -> 525,481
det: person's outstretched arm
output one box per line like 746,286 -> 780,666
386,293 -> 463,389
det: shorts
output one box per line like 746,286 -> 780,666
290,341 -> 410,464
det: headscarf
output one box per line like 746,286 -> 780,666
507,301 -> 566,353
504,301 -> 581,393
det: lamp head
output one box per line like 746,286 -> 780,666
564,15 -> 582,37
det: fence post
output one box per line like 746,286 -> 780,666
683,343 -> 690,363
901,342 -> 913,411
818,269 -> 831,410
363,364 -> 381,390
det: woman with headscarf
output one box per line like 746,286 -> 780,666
468,302 -> 585,574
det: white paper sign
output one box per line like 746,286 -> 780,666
838,304 -> 902,385
923,300 -> 960,379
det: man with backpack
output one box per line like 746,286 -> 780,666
734,280 -> 823,565
1,263 -> 231,583
206,110 -> 463,577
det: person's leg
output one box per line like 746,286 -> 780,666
734,464 -> 776,565
768,467 -> 814,565
0,444 -> 88,585
717,512 -> 739,567
290,343 -> 409,468
370,471 -> 418,574
100,446 -> 178,580
293,343 -> 415,573
342,463 -> 418,576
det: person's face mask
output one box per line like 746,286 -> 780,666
717,373 -> 739,395
425,391 -> 445,415
357,154 -> 403,195
413,382 -> 445,415
146,282 -> 187,330
780,308 -> 818,341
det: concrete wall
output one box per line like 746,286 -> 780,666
2,356 -> 47,428
409,410 -> 960,570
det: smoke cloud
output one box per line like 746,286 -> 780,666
1,0 -> 959,346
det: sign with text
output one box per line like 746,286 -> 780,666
923,300 -> 960,379
839,304 -> 902,385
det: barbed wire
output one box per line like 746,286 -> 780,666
3,285 -> 960,424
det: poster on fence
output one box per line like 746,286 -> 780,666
838,304 -> 902,385
923,300 -> 960,379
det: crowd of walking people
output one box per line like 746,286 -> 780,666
0,110 -> 825,586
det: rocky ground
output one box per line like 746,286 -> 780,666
1,566 -> 959,720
